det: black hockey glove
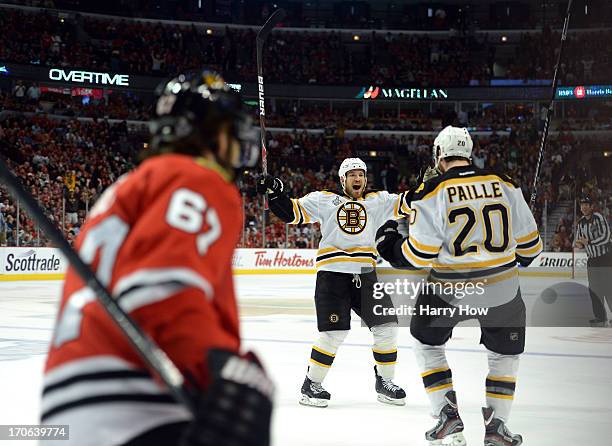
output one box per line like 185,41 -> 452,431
256,175 -> 283,196
181,349 -> 274,446
376,220 -> 404,266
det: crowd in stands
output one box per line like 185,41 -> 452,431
2,78 -> 611,251
0,115 -> 137,246
506,29 -> 610,85
1,7 -> 610,85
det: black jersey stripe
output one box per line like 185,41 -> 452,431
316,251 -> 378,262
41,394 -> 176,421
406,239 -> 439,260
516,237 -> 540,250
43,370 -> 152,396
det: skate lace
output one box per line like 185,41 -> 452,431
311,382 -> 325,393
381,378 -> 400,392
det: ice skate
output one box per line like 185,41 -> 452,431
299,376 -> 331,407
482,407 -> 523,446
425,391 -> 466,446
374,366 -> 406,406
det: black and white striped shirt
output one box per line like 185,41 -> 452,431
577,212 -> 611,259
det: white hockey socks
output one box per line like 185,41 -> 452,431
485,351 -> 520,422
414,338 -> 454,416
371,324 -> 398,379
307,330 -> 349,383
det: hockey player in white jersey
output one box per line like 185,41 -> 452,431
257,158 -> 410,407
376,126 -> 543,446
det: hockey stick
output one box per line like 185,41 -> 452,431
530,0 -> 573,210
0,158 -> 196,415
257,8 -> 286,210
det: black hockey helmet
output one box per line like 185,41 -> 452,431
149,69 -> 258,168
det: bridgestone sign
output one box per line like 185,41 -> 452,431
48,68 -> 130,86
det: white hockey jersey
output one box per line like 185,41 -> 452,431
289,190 -> 411,273
399,165 -> 542,307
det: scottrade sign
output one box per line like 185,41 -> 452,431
356,86 -> 449,100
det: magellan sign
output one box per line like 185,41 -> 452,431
356,85 -> 449,100
49,68 -> 130,86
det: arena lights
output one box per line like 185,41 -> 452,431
206,29 -> 213,35
353,35 -> 360,41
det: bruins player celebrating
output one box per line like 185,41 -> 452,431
257,158 -> 409,407
376,126 -> 542,446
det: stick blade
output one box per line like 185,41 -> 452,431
257,8 -> 286,42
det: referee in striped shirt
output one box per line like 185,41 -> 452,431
575,196 -> 612,326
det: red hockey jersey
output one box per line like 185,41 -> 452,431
41,154 -> 242,446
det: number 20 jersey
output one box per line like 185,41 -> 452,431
41,154 -> 243,446
400,165 -> 543,307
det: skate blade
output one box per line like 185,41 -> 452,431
429,432 -> 467,446
377,394 -> 406,406
299,395 -> 329,407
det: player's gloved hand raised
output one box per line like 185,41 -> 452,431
422,166 -> 442,182
376,220 -> 403,266
256,175 -> 283,196
181,349 -> 274,446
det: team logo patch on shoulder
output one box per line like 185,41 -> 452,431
332,196 -> 342,206
336,201 -> 367,234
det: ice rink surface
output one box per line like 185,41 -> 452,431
1,275 -> 611,445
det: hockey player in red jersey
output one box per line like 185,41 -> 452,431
41,71 -> 273,446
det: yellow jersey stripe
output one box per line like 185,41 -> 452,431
516,240 -> 543,256
516,230 -> 539,244
290,199 -> 300,224
296,200 -> 311,224
432,253 -> 516,270
401,241 -> 432,267
375,361 -> 397,365
393,197 -> 400,218
409,236 -> 440,254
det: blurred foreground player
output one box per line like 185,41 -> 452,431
377,126 -> 542,446
41,71 -> 273,446
257,158 -> 409,407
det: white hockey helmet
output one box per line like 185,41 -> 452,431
339,157 -> 367,182
433,126 -> 473,167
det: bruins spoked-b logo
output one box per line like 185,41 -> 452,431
337,201 -> 367,234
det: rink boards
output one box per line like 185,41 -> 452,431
0,247 -> 587,281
